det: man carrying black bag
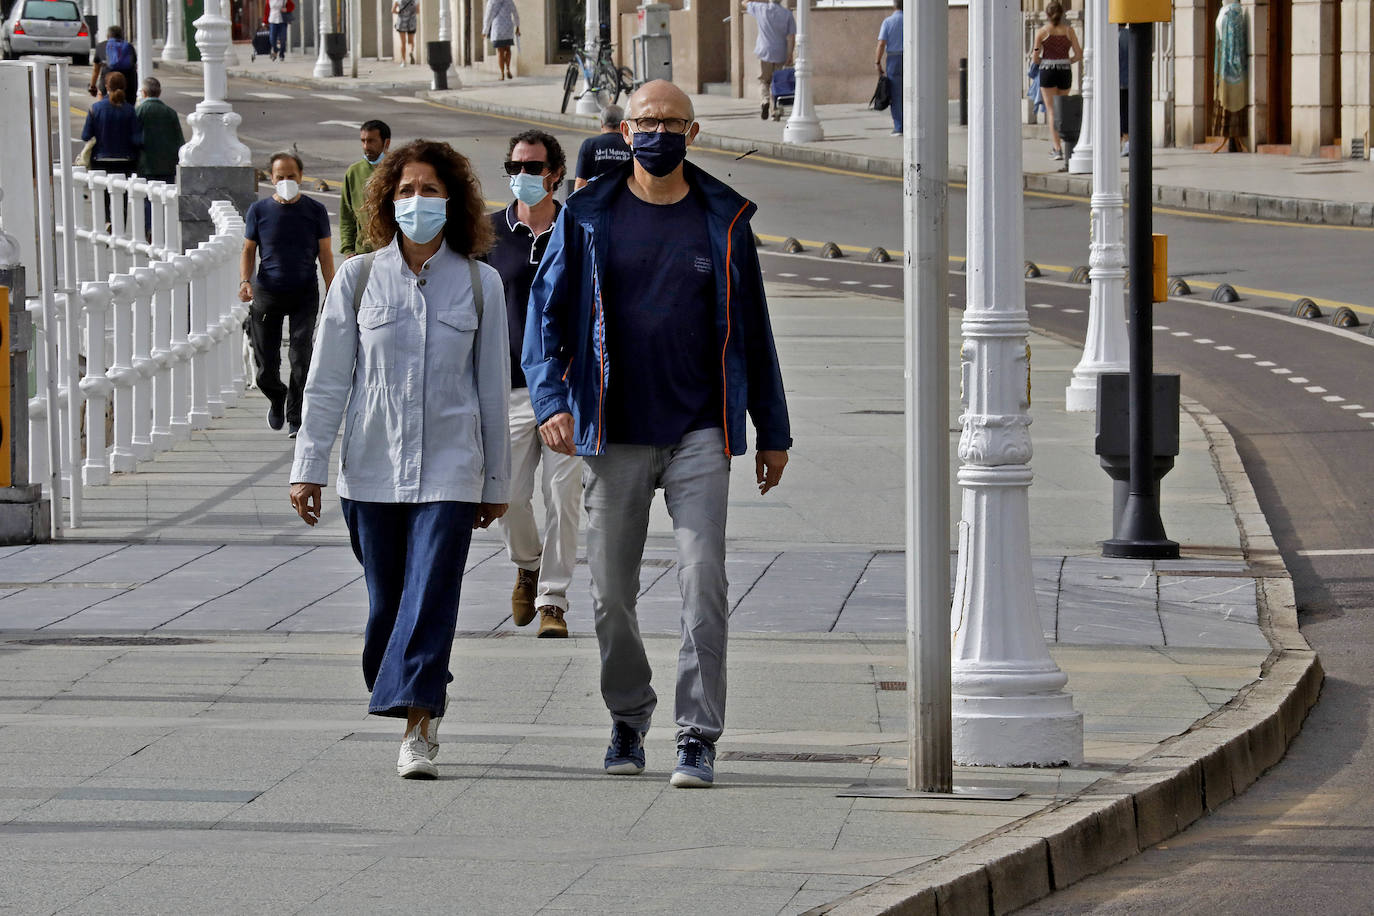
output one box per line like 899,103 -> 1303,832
874,0 -> 903,135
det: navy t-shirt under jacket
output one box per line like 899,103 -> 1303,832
245,196 -> 331,292
603,186 -> 720,447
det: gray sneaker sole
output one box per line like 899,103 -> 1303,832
670,770 -> 713,788
604,762 -> 645,776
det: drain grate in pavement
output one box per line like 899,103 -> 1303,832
720,751 -> 879,764
8,636 -> 207,647
877,681 -> 907,691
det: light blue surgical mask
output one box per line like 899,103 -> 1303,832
509,172 -> 548,207
365,151 -> 384,166
393,195 -> 448,245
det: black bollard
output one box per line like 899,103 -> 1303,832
959,58 -> 968,127
427,40 -> 452,90
323,32 -> 347,78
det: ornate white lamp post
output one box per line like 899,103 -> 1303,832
180,11 -> 250,167
952,0 -> 1082,767
162,0 -> 187,60
783,0 -> 823,143
1066,0 -> 1128,411
218,0 -> 239,65
135,0 -> 153,85
1067,1 -> 1095,173
577,0 -> 602,114
314,0 -> 332,77
436,0 -> 459,87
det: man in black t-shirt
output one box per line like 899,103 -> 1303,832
238,152 -> 335,436
88,25 -> 137,99
525,81 -> 792,790
573,104 -> 632,191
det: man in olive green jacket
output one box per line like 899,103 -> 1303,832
339,119 -> 391,257
135,77 -> 185,231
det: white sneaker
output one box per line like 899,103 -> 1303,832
397,730 -> 438,779
425,714 -> 441,762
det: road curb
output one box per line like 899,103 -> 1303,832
814,398 -> 1323,916
154,58 -> 429,94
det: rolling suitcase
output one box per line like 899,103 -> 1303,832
251,29 -> 272,60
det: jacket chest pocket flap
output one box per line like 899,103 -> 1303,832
434,303 -> 479,335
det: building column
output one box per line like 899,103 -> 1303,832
1172,0 -> 1207,147
1069,2 -> 1096,173
1291,0 -> 1338,154
954,0 -> 1082,768
1341,0 -> 1374,156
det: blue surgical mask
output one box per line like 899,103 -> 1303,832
393,195 -> 448,244
365,151 -> 384,166
509,172 -> 548,206
631,130 -> 689,177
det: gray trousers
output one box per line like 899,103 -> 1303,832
583,427 -> 731,744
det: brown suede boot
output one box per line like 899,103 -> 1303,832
511,568 -> 538,626
537,607 -> 567,638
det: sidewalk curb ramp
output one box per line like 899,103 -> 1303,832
812,397 -> 1323,916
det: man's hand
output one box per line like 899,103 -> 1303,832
539,412 -> 576,455
238,280 -> 253,303
474,503 -> 508,529
290,482 -> 322,526
756,450 -> 788,495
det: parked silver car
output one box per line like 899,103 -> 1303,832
1,0 -> 91,65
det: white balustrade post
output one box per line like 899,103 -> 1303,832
1068,2 -> 1095,174
186,244 -> 213,429
163,0 -> 187,60
28,60 -> 64,536
203,234 -> 230,415
78,282 -> 114,486
1066,0 -> 1129,411
26,299 -> 50,493
148,180 -> 167,256
215,233 -> 241,407
313,0 -> 331,77
88,170 -> 109,280
169,253 -> 196,438
109,176 -> 129,274
52,59 -> 83,528
952,0 -> 1082,767
150,258 -> 176,450
224,219 -> 249,395
130,265 -> 157,459
180,9 -> 251,167
128,178 -> 148,265
783,0 -> 825,143
106,273 -> 139,472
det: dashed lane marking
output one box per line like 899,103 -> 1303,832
1061,308 -> 1083,314
1236,353 -> 1256,359
1323,395 -> 1344,402
1215,345 -> 1235,351
1342,404 -> 1366,410
1288,377 -> 1310,383
1305,386 -> 1327,393
247,91 -> 295,99
1171,331 -> 1191,337
840,280 -> 862,285
1361,412 -> 1374,419
1031,303 -> 1054,309
1256,360 -> 1276,367
1297,548 -> 1374,557
1194,338 -> 1215,344
776,272 -> 797,278
315,94 -> 361,101
1272,368 -> 1291,374
808,277 -> 830,282
869,284 -> 893,289
1153,325 -> 1169,330
382,95 -> 428,104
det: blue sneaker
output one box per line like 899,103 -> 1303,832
604,721 -> 646,775
670,737 -> 715,788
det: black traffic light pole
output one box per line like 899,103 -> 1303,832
1102,22 -> 1178,560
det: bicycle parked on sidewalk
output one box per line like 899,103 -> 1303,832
561,37 -> 635,114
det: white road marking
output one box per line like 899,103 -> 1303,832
776,272 -> 797,278
1214,345 -> 1235,352
1031,303 -> 1054,309
869,284 -> 892,289
1236,353 -> 1256,359
1297,548 -> 1374,557
247,91 -> 295,99
1255,360 -> 1276,367
319,119 -> 363,129
1171,331 -> 1191,337
1342,404 -> 1365,411
808,277 -> 830,282
840,280 -> 862,286
1272,368 -> 1291,375
1061,308 -> 1083,314
1152,325 -> 1169,330
1361,412 -> 1374,419
1194,338 -> 1215,344
382,95 -> 428,104
1322,395 -> 1344,402
1305,386 -> 1327,393
1288,377 -> 1309,383
315,93 -> 361,101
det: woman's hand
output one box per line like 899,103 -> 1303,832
290,483 -> 323,526
474,503 -> 508,529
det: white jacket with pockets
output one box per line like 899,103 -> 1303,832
291,237 -> 511,504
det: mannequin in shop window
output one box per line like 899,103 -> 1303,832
1213,0 -> 1249,152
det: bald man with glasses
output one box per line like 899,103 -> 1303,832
523,80 -> 792,790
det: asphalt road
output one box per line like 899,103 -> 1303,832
68,70 -> 1374,911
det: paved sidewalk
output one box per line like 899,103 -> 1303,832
158,52 -> 1374,227
0,281 -> 1320,914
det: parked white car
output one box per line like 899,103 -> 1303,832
1,0 -> 91,65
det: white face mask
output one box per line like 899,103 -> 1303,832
275,179 -> 300,201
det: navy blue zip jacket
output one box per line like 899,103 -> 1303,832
522,160 -> 791,457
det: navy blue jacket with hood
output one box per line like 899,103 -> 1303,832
521,160 -> 791,457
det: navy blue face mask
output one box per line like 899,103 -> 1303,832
630,130 -> 689,177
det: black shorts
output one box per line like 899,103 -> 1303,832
1039,66 -> 1071,91
492,38 -> 513,48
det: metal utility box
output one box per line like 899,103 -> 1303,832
1095,373 -> 1180,535
633,3 -> 671,83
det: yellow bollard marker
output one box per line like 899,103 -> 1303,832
1109,0 -> 1172,23
1152,234 -> 1168,303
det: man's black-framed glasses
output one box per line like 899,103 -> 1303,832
504,160 -> 548,176
627,117 -> 692,134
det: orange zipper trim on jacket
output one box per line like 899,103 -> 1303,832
720,202 -> 750,455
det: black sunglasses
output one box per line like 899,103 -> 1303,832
504,160 -> 547,176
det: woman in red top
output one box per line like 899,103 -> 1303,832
1032,1 -> 1082,161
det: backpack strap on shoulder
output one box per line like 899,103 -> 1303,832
467,257 -> 483,323
351,251 -> 376,316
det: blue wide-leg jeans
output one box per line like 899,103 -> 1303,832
340,499 -> 477,718
886,53 -> 904,133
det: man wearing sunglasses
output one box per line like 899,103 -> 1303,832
524,80 -> 792,790
484,130 -> 580,640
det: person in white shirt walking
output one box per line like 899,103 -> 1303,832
742,0 -> 795,120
